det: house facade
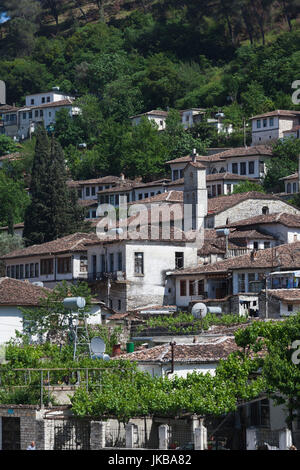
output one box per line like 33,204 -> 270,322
250,110 -> 300,145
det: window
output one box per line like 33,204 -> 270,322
91,187 -> 96,196
217,184 -> 222,195
180,169 -> 184,178
197,279 -> 204,295
42,97 -> 45,103
86,187 -> 90,197
40,259 -> 54,275
240,162 -> 246,175
189,280 -> 195,296
138,194 -> 143,200
109,253 -> 114,272
40,110 -> 43,117
256,119 -> 261,129
173,169 -> 179,181
49,112 -> 51,117
175,252 -> 184,269
118,300 -> 121,311
11,265 -> 15,278
118,252 -> 122,271
263,118 -> 267,128
23,112 -> 26,119
35,263 -> 39,277
253,241 -> 258,250
30,263 -> 34,277
35,110 -> 38,117
25,264 -> 29,278
262,206 -> 269,215
238,273 -> 246,292
20,265 -> 24,279
80,256 -> 88,273
288,304 -> 293,312
144,193 -> 148,199
250,399 -> 270,427
264,242 -> 270,249
16,265 -> 20,279
47,96 -> 50,103
134,252 -> 144,275
57,257 -> 71,274
6,266 -> 10,277
180,280 -> 187,296
91,210 -> 96,218
232,163 -> 238,174
248,161 -> 255,174
31,99 -> 34,105
269,117 -> 274,126
29,111 -> 32,119
78,189 -> 82,198
226,184 -> 232,194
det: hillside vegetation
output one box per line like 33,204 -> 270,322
0,0 -> 299,228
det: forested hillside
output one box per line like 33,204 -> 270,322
0,0 -> 299,227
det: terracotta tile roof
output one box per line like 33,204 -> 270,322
130,109 -> 168,118
170,241 -> 300,276
268,289 -> 300,303
250,110 -> 300,120
68,176 -> 122,186
166,154 -> 223,165
206,172 -> 258,182
129,190 -> 184,205
1,232 -> 98,260
229,229 -> 274,240
211,145 -> 273,159
0,277 -> 50,305
279,172 -> 298,181
18,99 -> 75,111
116,336 -> 239,363
77,199 -> 98,207
207,191 -> 282,215
225,212 -> 300,229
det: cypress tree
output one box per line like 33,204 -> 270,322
23,126 -> 52,245
23,127 -> 90,246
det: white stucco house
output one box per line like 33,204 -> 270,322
250,110 -> 300,146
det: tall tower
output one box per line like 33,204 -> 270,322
183,151 -> 207,232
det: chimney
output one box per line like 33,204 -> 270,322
120,173 -> 125,181
191,148 -> 197,163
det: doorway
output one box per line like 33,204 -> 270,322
2,417 -> 21,450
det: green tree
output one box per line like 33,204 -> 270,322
0,135 -> 19,155
232,180 -> 265,194
0,233 -> 24,275
0,172 -> 29,230
263,138 -> 300,193
21,280 -> 93,342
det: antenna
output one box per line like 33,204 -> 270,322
63,297 -> 91,361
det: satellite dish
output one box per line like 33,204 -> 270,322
91,336 -> 106,355
191,302 -> 207,319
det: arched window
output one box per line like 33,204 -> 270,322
220,167 -> 226,173
262,206 -> 269,215
211,168 -> 218,174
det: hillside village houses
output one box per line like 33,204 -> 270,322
0,88 -> 79,140
3,153 -> 300,318
250,110 -> 300,145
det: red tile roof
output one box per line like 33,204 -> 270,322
225,212 -> 300,229
268,289 -> 300,303
250,110 -> 300,120
1,232 -> 98,260
170,241 -> 300,276
0,277 -> 50,306
116,336 -> 239,363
